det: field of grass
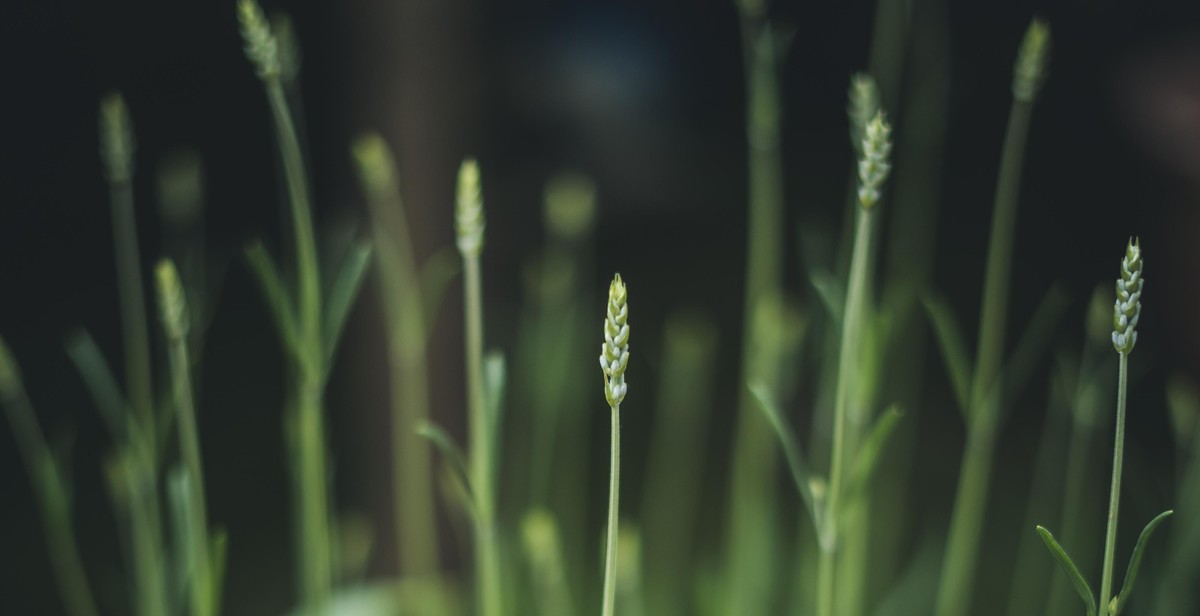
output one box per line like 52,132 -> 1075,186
2,1 -> 1199,615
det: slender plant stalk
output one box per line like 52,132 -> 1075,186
455,159 -> 501,616
239,1 -> 331,604
602,405 -> 621,616
935,20 -> 1049,616
599,274 -> 629,616
157,261 -> 214,616
1099,353 -> 1128,610
0,338 -> 100,616
727,5 -> 786,610
818,112 -> 892,616
352,135 -> 439,575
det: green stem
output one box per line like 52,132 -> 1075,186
129,450 -> 170,616
464,255 -> 501,616
0,375 -> 100,616
108,181 -> 155,445
165,323 -> 213,616
936,98 -> 1034,616
263,76 -> 331,605
726,16 -> 785,614
1099,353 -> 1128,612
602,405 -> 621,616
362,159 -> 439,576
819,204 -> 874,616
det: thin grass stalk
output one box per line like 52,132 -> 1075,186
0,339 -> 100,616
455,159 -> 501,616
935,21 -> 1048,615
1099,353 -> 1129,612
157,261 -> 214,616
727,6 -> 786,611
818,203 -> 874,616
602,404 -> 621,616
239,1 -> 331,603
353,135 -> 439,575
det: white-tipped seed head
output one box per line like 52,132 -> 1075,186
600,274 -> 629,407
155,260 -> 189,341
856,111 -> 892,209
1013,18 -> 1051,103
100,92 -> 135,184
1112,237 -> 1143,354
238,0 -> 280,80
456,158 -> 485,257
848,73 -> 880,155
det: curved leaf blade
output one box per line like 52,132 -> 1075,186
922,294 -> 972,417
1115,509 -> 1173,613
1035,525 -> 1097,616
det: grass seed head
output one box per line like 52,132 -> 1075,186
856,111 -> 892,209
1112,237 -> 1143,354
544,173 -> 597,242
351,133 -> 396,197
1013,18 -> 1051,103
155,260 -> 189,341
600,274 -> 629,407
848,73 -> 880,155
99,92 -> 135,184
238,0 -> 280,80
271,11 -> 301,85
456,158 -> 485,257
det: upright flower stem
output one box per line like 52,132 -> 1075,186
1099,353 -> 1128,611
456,159 -> 500,616
157,261 -> 214,616
599,274 -> 629,616
935,20 -> 1049,616
818,107 -> 891,616
602,404 -> 621,616
239,2 -> 331,604
353,135 -> 439,576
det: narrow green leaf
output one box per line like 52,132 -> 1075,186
484,350 -> 507,434
322,240 -> 374,370
748,382 -> 822,535
415,420 -> 475,519
167,468 -> 194,613
808,267 -> 844,328
210,528 -> 228,613
243,242 -> 301,360
1035,525 -> 1097,616
419,247 -> 461,339
922,294 -> 972,417
63,329 -> 129,444
845,403 -> 903,502
1114,509 -> 1173,613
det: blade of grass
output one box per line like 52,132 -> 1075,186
1035,525 -> 1097,616
321,240 -> 373,372
921,295 -> 971,416
1114,510 -> 1173,612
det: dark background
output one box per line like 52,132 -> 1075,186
4,0 -> 1200,613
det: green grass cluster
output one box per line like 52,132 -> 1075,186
4,2 -> 1199,616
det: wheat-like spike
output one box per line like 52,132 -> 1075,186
238,0 -> 280,80
1013,18 -> 1051,103
155,260 -> 189,342
600,274 -> 630,408
1112,238 -> 1143,354
856,111 -> 893,209
271,12 -> 301,85
456,158 -> 485,258
847,73 -> 880,155
99,92 -> 135,184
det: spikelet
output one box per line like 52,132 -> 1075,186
238,0 -> 280,80
456,158 -> 485,258
100,92 -> 135,184
1111,238 -> 1143,354
600,274 -> 630,407
847,73 -> 880,155
155,260 -> 189,341
856,111 -> 893,209
1013,19 -> 1051,103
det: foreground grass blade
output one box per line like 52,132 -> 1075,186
1035,526 -> 1097,616
845,403 -> 903,501
416,421 -> 476,519
63,329 -> 129,444
1114,510 -> 1173,613
243,242 -> 301,357
322,240 -> 373,371
748,383 -> 821,533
